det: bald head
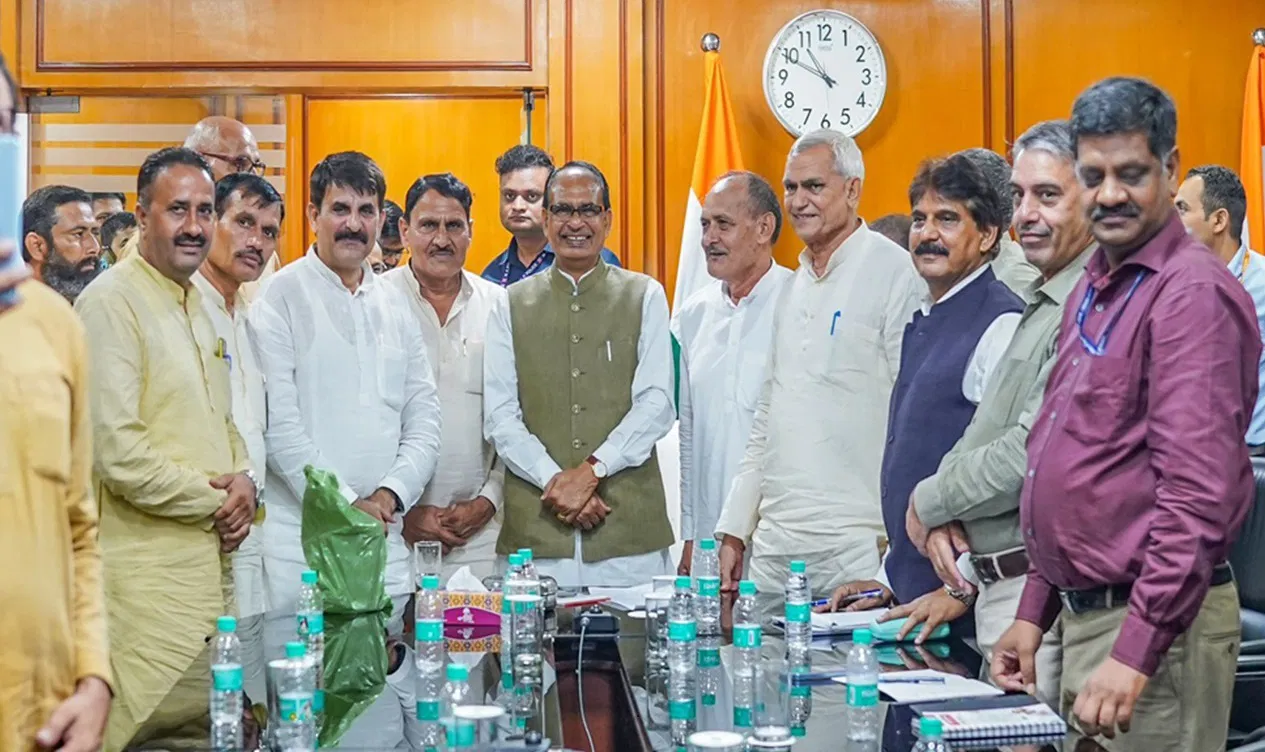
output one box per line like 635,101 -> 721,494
184,116 -> 261,181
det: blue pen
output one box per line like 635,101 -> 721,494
813,589 -> 886,609
830,310 -> 841,335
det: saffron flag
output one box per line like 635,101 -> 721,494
1243,37 -> 1265,250
672,48 -> 745,310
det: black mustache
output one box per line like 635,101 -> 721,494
1091,204 -> 1140,222
913,242 -> 950,257
175,233 -> 206,247
335,229 -> 369,244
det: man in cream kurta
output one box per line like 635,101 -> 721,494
383,173 -> 507,581
715,131 -> 924,614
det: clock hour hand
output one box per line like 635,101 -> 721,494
792,58 -> 835,89
804,48 -> 837,88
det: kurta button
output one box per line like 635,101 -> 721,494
572,404 -> 581,414
1094,303 -> 1104,313
571,368 -> 580,378
572,439 -> 582,449
1072,357 -> 1080,366
571,334 -> 580,344
570,303 -> 580,312
1027,469 -> 1035,478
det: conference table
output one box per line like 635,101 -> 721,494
128,593 -> 1082,751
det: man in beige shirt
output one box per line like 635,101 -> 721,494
714,130 -> 924,614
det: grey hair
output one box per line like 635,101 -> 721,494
789,129 -> 865,182
1012,119 -> 1076,163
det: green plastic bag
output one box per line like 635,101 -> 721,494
299,465 -> 392,615
319,611 -> 388,747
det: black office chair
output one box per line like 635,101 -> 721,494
1228,456 -> 1265,747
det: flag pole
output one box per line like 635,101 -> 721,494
1255,28 -> 1265,46
701,32 -> 720,52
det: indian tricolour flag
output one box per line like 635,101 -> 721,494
1244,35 -> 1265,251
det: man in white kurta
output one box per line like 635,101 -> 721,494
190,173 -> 284,616
383,174 -> 506,582
715,131 -> 924,614
676,171 -> 793,574
250,154 -> 442,611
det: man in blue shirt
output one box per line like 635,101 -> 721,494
1175,164 -> 1265,451
482,144 -> 620,285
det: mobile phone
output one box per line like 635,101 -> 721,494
0,132 -> 24,306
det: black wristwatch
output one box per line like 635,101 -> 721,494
944,584 -> 978,608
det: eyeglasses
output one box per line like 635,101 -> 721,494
200,151 -> 267,176
548,203 -> 604,220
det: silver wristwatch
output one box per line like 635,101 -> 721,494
944,584 -> 977,607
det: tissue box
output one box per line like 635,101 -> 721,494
444,623 -> 501,653
443,591 -> 502,628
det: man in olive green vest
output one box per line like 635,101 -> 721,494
483,161 -> 675,587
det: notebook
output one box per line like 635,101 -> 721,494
832,668 -> 1003,703
772,609 -> 888,634
910,694 -> 1067,741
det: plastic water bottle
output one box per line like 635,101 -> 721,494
845,628 -> 881,744
784,560 -> 811,661
691,538 -> 721,637
696,634 -> 722,711
732,580 -> 760,730
415,575 -> 446,729
500,554 -> 524,692
790,651 -> 812,739
913,717 -> 952,751
296,570 -> 325,724
512,547 -> 543,720
273,641 -> 316,751
667,575 -> 697,748
441,663 -> 475,750
210,616 -> 243,750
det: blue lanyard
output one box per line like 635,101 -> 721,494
1075,270 -> 1148,356
499,248 -> 550,287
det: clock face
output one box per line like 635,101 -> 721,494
763,10 -> 888,138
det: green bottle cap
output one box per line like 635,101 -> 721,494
301,570 -> 318,584
699,538 -> 716,551
216,615 -> 237,633
738,580 -> 757,597
446,663 -> 469,681
920,717 -> 944,738
853,628 -> 873,646
517,548 -> 534,562
675,575 -> 692,589
421,575 -> 440,590
508,553 -> 524,567
789,560 -> 806,574
285,641 -> 307,659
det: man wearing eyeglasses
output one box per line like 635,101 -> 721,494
184,116 -> 266,181
991,77 -> 1258,751
484,161 -> 675,586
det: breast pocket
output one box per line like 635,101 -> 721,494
22,378 -> 73,484
737,348 -> 772,410
820,322 -> 882,384
463,339 -> 485,395
378,345 -> 408,410
1062,354 -> 1140,443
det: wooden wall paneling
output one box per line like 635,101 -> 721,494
1,0 -> 18,79
655,0 -> 989,295
302,95 -> 548,274
283,94 -> 305,264
18,0 -> 549,90
1010,0 -> 1261,176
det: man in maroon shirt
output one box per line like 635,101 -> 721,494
990,77 -> 1259,751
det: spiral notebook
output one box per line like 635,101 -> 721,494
911,694 -> 1067,741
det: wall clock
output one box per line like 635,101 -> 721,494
762,9 -> 888,138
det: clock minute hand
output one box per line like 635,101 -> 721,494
792,59 -> 833,88
804,48 -> 837,88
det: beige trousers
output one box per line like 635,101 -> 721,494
1059,581 -> 1240,752
975,573 -> 1064,709
747,538 -> 883,622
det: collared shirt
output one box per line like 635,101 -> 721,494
480,239 -> 623,287
1016,214 -> 1260,676
74,253 -> 249,742
250,249 -> 443,602
992,234 -> 1042,296
484,263 -> 675,585
912,246 -> 1094,554
916,263 -> 1021,404
1,281 -> 111,747
715,223 -> 925,557
191,272 -> 267,484
1229,243 -> 1265,445
382,266 -> 506,568
676,262 -> 794,542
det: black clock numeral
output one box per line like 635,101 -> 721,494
817,24 -> 833,43
784,91 -> 795,108
856,92 -> 867,108
840,108 -> 853,127
783,47 -> 800,64
855,45 -> 866,63
861,68 -> 872,86
820,115 -> 831,129
778,69 -> 788,84
798,29 -> 812,47
801,107 -> 813,126
840,27 -> 848,46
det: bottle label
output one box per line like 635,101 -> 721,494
847,681 -> 879,708
416,699 -> 440,721
313,688 -> 325,713
696,647 -> 720,668
702,693 -> 716,706
733,624 -> 762,649
668,698 -> 696,721
697,576 -> 720,597
297,611 -> 324,637
279,692 -> 314,722
447,719 -> 475,747
785,601 -> 809,623
211,663 -> 243,692
733,705 -> 752,728
792,684 -> 811,698
416,618 -> 443,642
667,621 -> 696,642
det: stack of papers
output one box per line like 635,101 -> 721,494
773,609 -> 888,635
832,669 -> 1004,703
